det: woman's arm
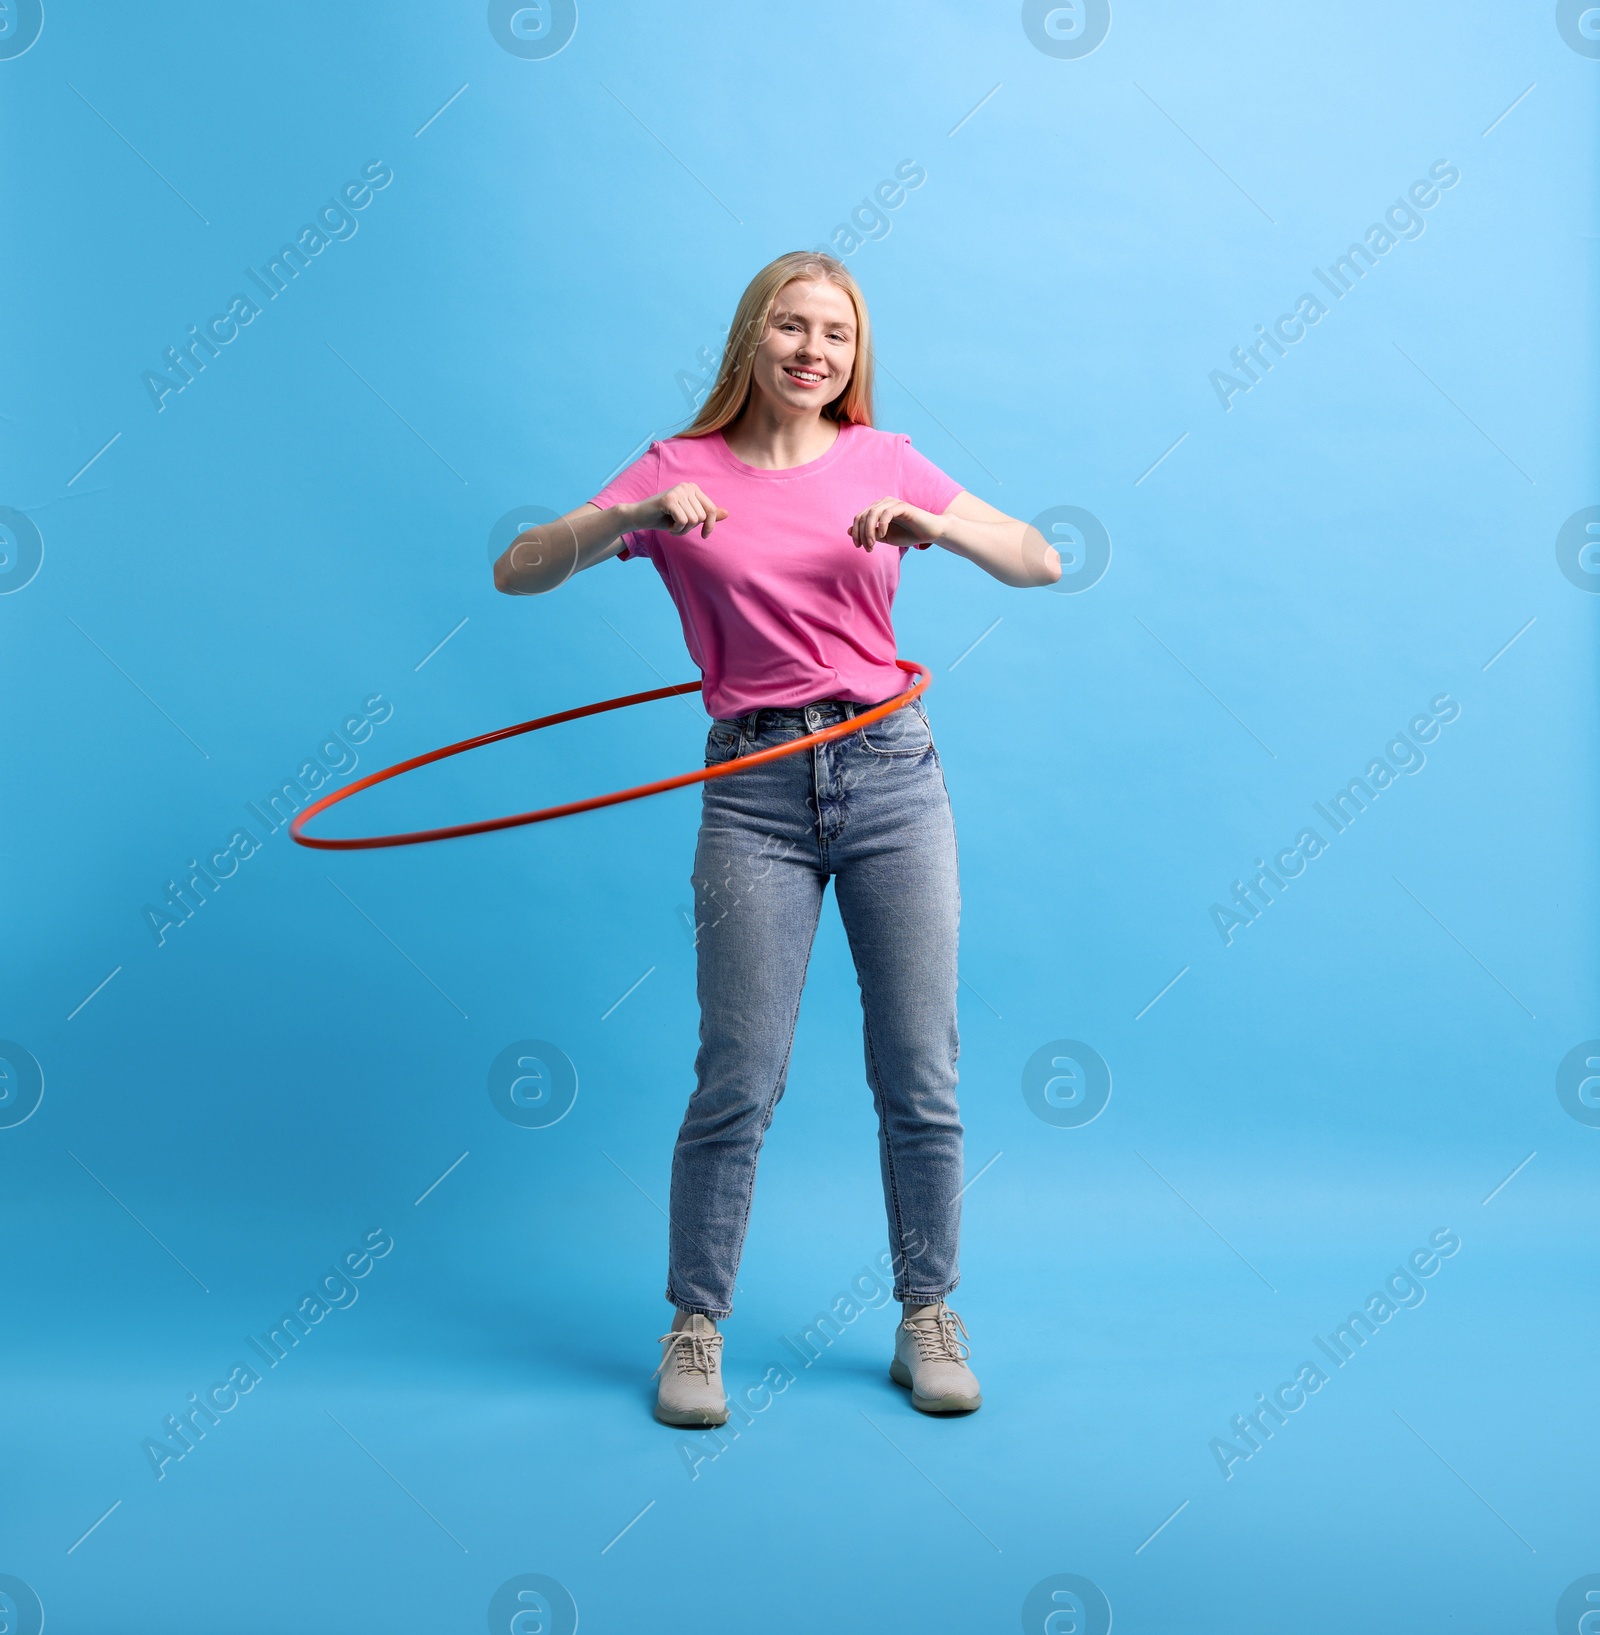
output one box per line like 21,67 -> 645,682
493,485 -> 727,595
492,504 -> 623,596
849,491 -> 1060,588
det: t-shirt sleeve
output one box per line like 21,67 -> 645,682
896,436 -> 965,551
589,441 -> 663,561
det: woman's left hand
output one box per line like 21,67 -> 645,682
849,497 -> 943,552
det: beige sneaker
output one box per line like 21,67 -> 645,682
890,1300 -> 982,1414
653,1313 -> 729,1427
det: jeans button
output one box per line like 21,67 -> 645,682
805,708 -> 820,730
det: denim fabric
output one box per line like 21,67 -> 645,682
666,692 -> 963,1318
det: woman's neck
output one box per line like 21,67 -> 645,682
721,397 -> 841,471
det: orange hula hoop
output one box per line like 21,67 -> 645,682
289,659 -> 932,851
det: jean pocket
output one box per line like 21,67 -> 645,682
858,701 -> 933,757
704,723 -> 743,766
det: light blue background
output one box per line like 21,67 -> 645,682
2,2 -> 1596,1630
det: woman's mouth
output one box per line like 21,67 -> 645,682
783,366 -> 826,388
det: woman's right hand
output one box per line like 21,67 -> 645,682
632,483 -> 728,539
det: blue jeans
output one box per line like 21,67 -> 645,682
667,693 -> 963,1319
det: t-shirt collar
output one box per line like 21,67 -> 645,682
710,422 -> 854,479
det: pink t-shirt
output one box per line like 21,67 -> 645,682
590,423 -> 963,719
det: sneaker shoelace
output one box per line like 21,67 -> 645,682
654,1327 -> 723,1381
903,1302 -> 971,1364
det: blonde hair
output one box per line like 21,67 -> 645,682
682,251 -> 874,437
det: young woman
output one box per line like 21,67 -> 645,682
494,252 -> 1058,1425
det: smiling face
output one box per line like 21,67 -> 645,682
748,277 -> 859,417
